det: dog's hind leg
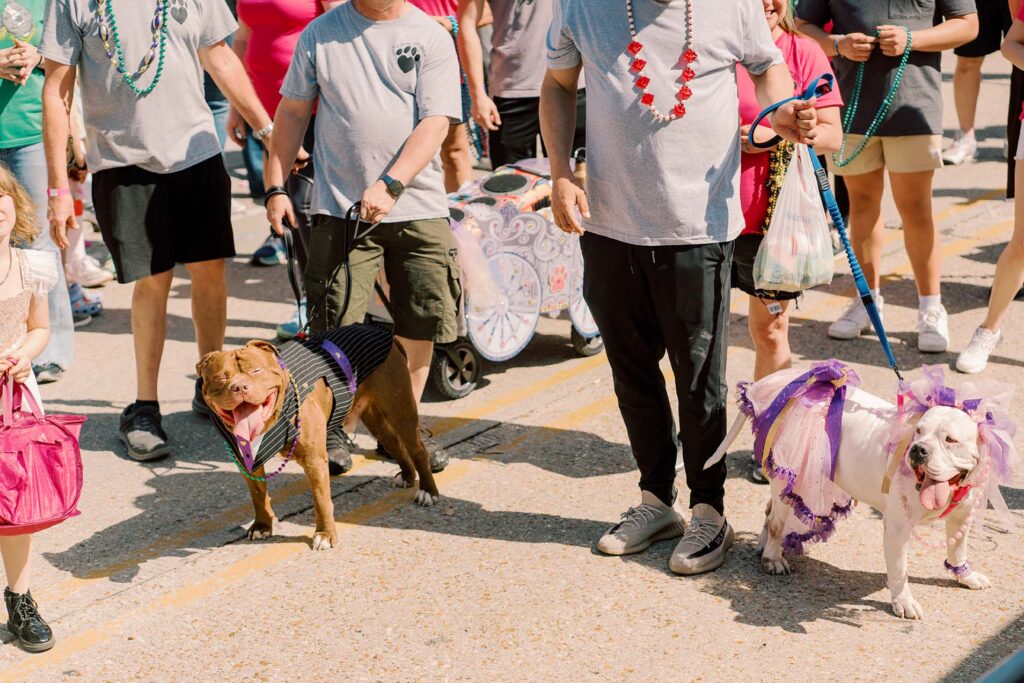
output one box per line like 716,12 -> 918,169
761,489 -> 792,575
244,469 -> 275,541
756,498 -> 771,555
945,504 -> 990,590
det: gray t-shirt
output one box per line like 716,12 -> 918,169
489,0 -> 555,98
796,0 -> 976,137
40,0 -> 236,174
547,0 -> 783,246
281,3 -> 462,223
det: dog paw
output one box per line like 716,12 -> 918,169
891,593 -> 925,620
959,571 -> 991,590
415,490 -> 438,507
246,522 -> 273,541
761,554 -> 791,575
311,531 -> 336,551
391,472 -> 415,489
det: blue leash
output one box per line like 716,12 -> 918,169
748,74 -> 904,383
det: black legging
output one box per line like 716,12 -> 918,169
285,115 -> 317,274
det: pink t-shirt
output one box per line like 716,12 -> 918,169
237,0 -> 324,116
737,30 -> 843,236
409,0 -> 457,16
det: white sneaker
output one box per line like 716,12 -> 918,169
66,255 -> 114,288
668,503 -> 734,576
597,491 -> 687,556
942,132 -> 977,165
828,295 -> 883,340
956,326 -> 1002,374
917,304 -> 949,353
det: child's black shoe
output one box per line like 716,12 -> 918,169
5,588 -> 55,653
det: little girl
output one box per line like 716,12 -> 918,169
0,165 -> 59,653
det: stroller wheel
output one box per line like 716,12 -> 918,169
570,327 -> 603,357
430,339 -> 482,400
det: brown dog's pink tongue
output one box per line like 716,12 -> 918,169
232,402 -> 263,443
919,475 -> 951,511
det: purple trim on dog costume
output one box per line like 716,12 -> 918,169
321,340 -> 358,398
944,559 -> 972,578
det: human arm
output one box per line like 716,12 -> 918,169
0,294 -> 51,384
264,96 -> 314,235
1013,1 -> 1022,18
1003,18 -> 1024,70
876,12 -> 978,56
321,1 -> 343,9
540,65 -> 587,235
795,20 -> 877,62
749,63 -> 819,146
199,40 -> 272,141
41,61 -> 77,249
225,19 -> 252,147
457,0 -> 500,131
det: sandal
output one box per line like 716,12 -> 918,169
68,282 -> 103,317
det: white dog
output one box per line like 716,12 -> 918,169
705,361 -> 1015,620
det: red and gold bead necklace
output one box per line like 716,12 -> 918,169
626,0 -> 697,122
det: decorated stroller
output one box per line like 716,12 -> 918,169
369,158 -> 603,399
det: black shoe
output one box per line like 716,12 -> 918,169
376,427 -> 449,473
326,429 -> 355,476
4,588 -> 55,653
192,378 -> 212,417
119,403 -> 171,462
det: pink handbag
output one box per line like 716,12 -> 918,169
0,374 -> 85,535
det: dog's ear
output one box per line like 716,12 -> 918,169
245,340 -> 279,356
196,351 -> 220,379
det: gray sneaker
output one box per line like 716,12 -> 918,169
669,503 -> 734,575
597,491 -> 687,556
119,403 -> 172,462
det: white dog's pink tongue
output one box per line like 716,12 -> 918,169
231,402 -> 265,443
919,475 -> 951,511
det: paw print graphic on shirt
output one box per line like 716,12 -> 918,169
395,46 -> 421,74
169,0 -> 188,25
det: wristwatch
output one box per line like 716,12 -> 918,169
381,174 -> 405,199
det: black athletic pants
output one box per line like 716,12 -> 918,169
580,232 -> 732,513
491,90 -> 587,168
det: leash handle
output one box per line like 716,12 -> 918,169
747,74 -> 903,382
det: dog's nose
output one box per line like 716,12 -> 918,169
908,443 -> 929,467
230,380 -> 251,394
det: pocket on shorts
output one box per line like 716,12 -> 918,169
889,0 -> 927,19
443,247 -> 462,339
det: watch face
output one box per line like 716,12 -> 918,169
388,180 -> 404,197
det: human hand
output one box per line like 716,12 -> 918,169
740,124 -> 777,154
0,44 -> 34,84
292,145 -> 310,174
877,25 -> 910,57
837,32 -> 876,62
227,107 -> 247,147
0,353 -> 32,384
471,94 -> 501,132
48,194 -> 77,249
266,193 -> 297,236
550,175 -> 589,235
771,98 -> 818,145
11,40 -> 39,85
360,181 -> 396,223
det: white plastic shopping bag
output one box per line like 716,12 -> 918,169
753,144 -> 834,293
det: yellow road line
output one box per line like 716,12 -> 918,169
1,394 -> 620,683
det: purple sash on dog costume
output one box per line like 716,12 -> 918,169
738,359 -> 859,555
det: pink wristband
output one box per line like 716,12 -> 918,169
47,187 -> 71,198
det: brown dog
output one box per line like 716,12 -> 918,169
197,327 -> 440,550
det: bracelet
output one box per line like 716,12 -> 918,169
252,123 -> 274,142
263,185 -> 289,206
46,187 -> 71,198
833,36 -> 843,58
448,15 -> 459,38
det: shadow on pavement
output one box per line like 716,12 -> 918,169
939,614 -> 1024,683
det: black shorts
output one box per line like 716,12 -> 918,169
92,155 -> 235,284
491,90 -> 587,168
730,233 -> 801,301
954,0 -> 1012,57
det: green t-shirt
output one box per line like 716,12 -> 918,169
0,0 -> 46,149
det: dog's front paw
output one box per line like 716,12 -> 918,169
311,531 -> 336,551
891,592 -> 925,620
415,490 -> 438,507
247,520 -> 273,541
391,472 -> 415,489
959,571 -> 991,590
761,554 -> 791,576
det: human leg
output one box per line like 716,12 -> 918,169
1,535 -> 32,594
1,535 -> 53,653
394,336 -> 433,403
888,169 -> 940,297
952,56 -> 984,137
184,258 -> 227,358
440,124 -> 473,192
132,270 -> 175,402
749,297 -> 793,381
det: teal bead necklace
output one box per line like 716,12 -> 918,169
832,27 -> 912,168
96,0 -> 169,96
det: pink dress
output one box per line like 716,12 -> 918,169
737,30 -> 843,236
0,249 -> 59,407
236,0 -> 325,116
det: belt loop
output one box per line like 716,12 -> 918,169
651,249 -> 656,264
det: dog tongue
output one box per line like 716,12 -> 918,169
919,474 -> 951,511
231,402 -> 265,443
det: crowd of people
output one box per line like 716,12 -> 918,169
0,0 -> 1021,655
